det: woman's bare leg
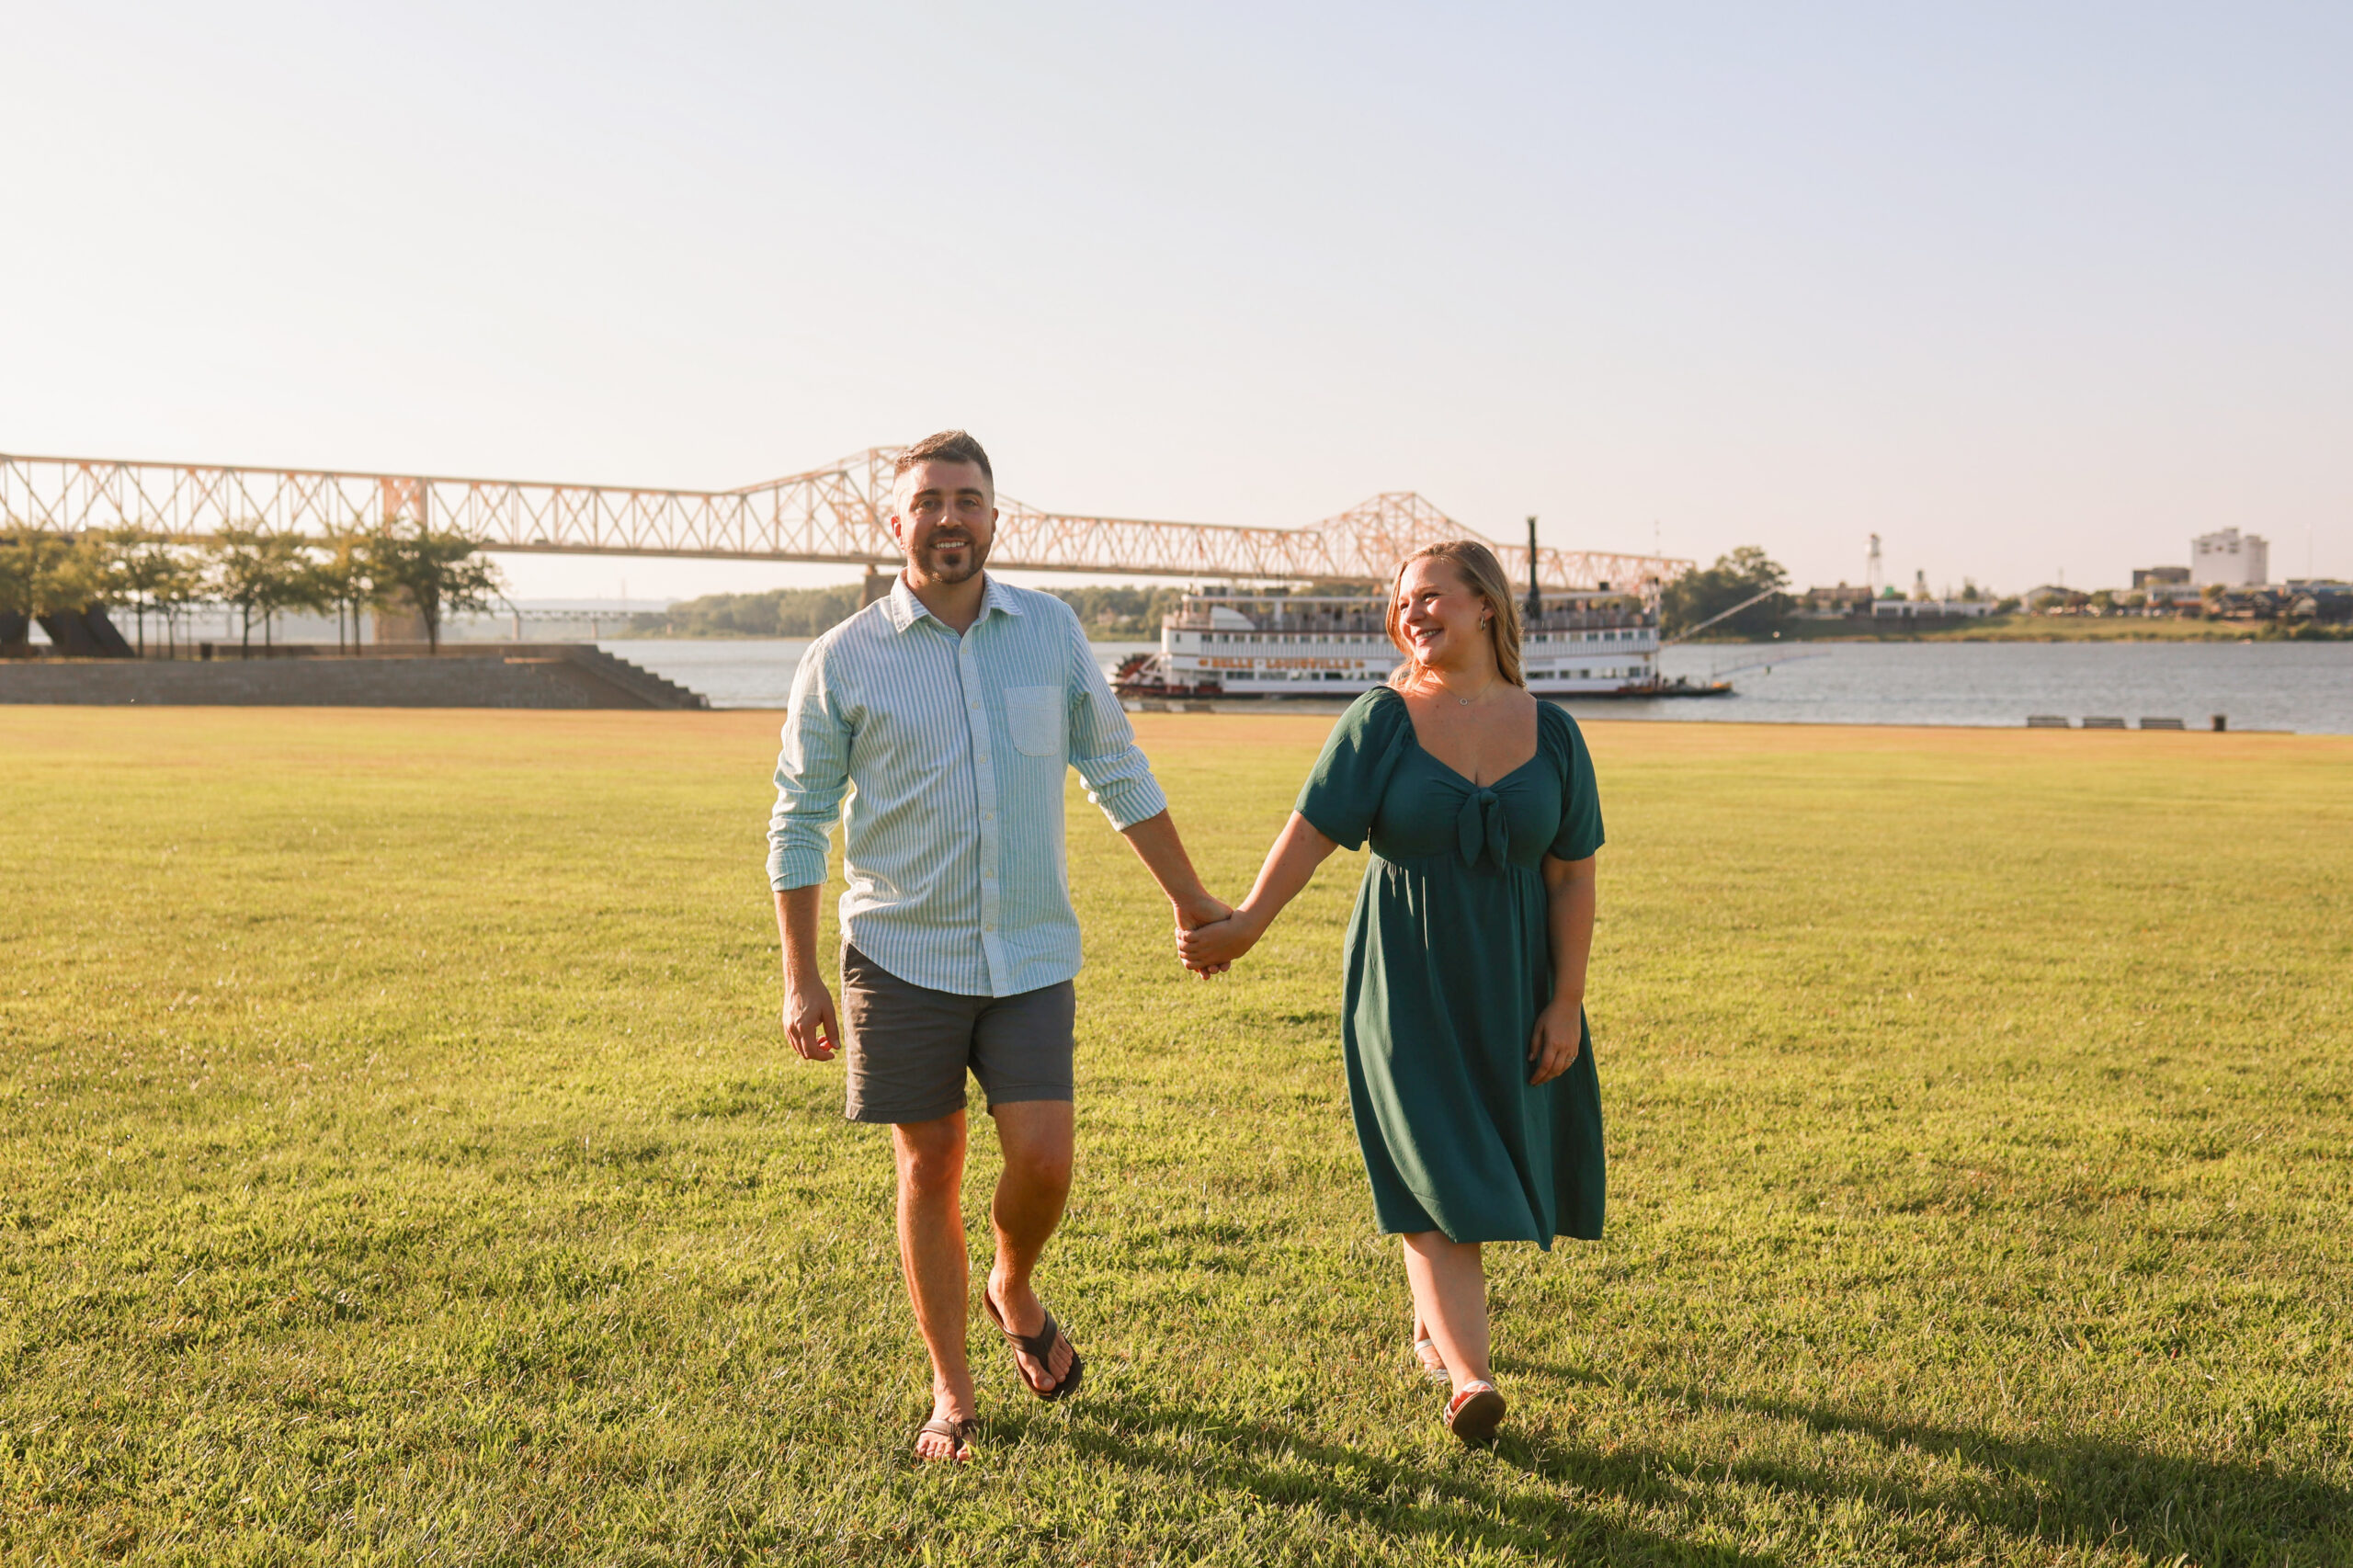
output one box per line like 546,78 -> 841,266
1401,1233 -> 1490,1392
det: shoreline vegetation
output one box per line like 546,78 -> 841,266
621,583 -> 2353,644
6,709 -> 2347,1563
628,583 -> 1186,641
1702,614 -> 2353,644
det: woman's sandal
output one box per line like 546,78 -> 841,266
1445,1380 -> 1506,1448
1412,1335 -> 1449,1384
983,1288 -> 1086,1402
914,1414 -> 976,1462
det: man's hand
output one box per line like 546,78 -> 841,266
784,977 -> 841,1062
1173,893 -> 1233,977
1177,905 -> 1262,972
774,885 -> 839,1061
1528,997 -> 1585,1085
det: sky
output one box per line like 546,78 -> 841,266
5,1 -> 2348,602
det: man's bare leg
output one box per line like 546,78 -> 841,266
983,1098 -> 1076,1392
1401,1233 -> 1491,1393
893,1111 -> 975,1459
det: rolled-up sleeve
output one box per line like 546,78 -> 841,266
767,644 -> 851,891
1063,613 -> 1168,831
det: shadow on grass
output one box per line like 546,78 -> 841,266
996,1394 -> 1774,1565
1509,1360 -> 2351,1565
982,1369 -> 2351,1565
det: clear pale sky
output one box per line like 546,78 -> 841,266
6,2 -> 2347,601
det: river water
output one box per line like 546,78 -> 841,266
597,637 -> 2353,734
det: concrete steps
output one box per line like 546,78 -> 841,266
0,643 -> 711,710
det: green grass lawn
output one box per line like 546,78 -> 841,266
4,708 -> 2348,1566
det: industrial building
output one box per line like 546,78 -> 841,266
2191,528 -> 2268,588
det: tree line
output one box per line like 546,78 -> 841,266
631,583 -> 1190,640
630,568 -> 1802,642
0,522 -> 504,654
1656,547 -> 1792,639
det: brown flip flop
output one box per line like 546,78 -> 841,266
914,1414 -> 976,1462
983,1288 -> 1086,1402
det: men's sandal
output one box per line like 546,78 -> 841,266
1412,1335 -> 1449,1384
1445,1381 -> 1506,1448
983,1289 -> 1086,1402
914,1415 -> 976,1462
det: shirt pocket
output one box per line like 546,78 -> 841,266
1004,685 -> 1064,757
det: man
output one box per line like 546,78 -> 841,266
768,430 -> 1227,1463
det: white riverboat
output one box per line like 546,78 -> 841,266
1116,588 -> 1719,699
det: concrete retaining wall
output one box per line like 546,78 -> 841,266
0,650 -> 698,709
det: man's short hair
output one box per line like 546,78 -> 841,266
893,430 -> 993,488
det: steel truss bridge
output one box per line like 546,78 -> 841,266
1,448 -> 1691,592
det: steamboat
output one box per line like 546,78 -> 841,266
1114,586 -> 1731,700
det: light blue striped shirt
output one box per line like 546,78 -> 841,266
767,574 -> 1170,997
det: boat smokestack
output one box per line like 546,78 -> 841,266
1525,516 -> 1542,625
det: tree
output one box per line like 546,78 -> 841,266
0,528 -> 103,648
207,526 -> 319,652
313,528 -> 379,653
367,522 -> 504,653
1659,546 -> 1791,639
96,528 -> 199,655
149,546 -> 205,654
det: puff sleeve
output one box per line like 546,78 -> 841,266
1545,705 -> 1605,861
1295,687 -> 1414,851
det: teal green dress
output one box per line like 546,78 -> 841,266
1296,687 -> 1606,1246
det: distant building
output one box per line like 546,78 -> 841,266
1798,583 -> 1875,617
2191,529 -> 2268,588
2132,565 -> 2190,589
1871,598 -> 1995,620
2287,582 -> 2353,623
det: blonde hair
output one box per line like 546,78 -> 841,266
1384,540 -> 1525,689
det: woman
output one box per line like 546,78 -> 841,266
1177,540 -> 1605,1447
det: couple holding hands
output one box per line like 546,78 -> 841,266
769,433 -> 1604,1461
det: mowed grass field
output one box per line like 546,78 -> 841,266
3,707 -> 2349,1567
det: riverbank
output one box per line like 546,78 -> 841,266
1735,615 -> 2352,643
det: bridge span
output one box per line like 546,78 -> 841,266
2,447 -> 1691,591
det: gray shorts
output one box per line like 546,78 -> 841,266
839,945 -> 1076,1125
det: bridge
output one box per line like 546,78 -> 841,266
1,447 -> 1692,591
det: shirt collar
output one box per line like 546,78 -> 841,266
882,572 -> 1024,634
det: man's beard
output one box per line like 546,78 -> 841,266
918,534 -> 988,584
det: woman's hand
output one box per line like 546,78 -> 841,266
1528,997 -> 1585,1085
1173,893 -> 1234,979
1178,905 -> 1265,972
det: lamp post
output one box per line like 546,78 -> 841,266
1525,517 -> 1542,626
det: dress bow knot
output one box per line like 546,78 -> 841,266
1456,785 -> 1511,869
